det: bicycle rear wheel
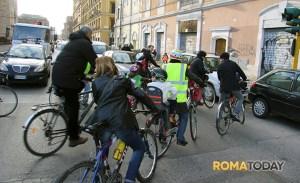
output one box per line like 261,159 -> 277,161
189,105 -> 198,141
203,84 -> 216,108
0,85 -> 18,117
146,114 -> 173,159
55,161 -> 105,183
23,108 -> 68,157
137,128 -> 157,183
216,102 -> 231,136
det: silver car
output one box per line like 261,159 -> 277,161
103,50 -> 135,76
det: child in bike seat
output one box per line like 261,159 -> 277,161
147,68 -> 177,128
90,56 -> 160,183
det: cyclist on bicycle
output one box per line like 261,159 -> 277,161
90,56 -> 160,183
52,26 -> 97,147
188,50 -> 208,87
217,52 -> 247,122
162,49 -> 189,146
188,50 -> 208,105
147,68 -> 177,136
137,48 -> 160,77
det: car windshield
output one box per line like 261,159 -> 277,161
7,45 -> 43,59
93,45 -> 106,54
205,57 -> 220,71
112,52 -> 133,64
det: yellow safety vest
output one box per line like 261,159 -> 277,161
163,63 -> 188,103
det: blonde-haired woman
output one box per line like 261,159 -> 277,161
90,56 -> 159,183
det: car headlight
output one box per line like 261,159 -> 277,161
34,65 -> 45,72
0,63 -> 8,71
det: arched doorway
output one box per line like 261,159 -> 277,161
215,38 -> 226,56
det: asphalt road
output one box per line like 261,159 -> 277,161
0,83 -> 300,183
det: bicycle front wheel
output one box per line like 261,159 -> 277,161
189,105 -> 198,141
137,128 -> 157,183
216,102 -> 231,136
0,85 -> 18,117
203,84 -> 216,108
55,161 -> 106,183
23,108 -> 68,157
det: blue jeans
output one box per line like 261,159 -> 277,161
221,90 -> 244,115
100,128 -> 145,182
177,111 -> 188,141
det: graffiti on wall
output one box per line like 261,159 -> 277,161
262,30 -> 295,75
237,43 -> 255,56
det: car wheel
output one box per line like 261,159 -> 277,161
252,97 -> 269,118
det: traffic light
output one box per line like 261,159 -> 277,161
284,27 -> 300,34
282,7 -> 300,69
282,7 -> 300,33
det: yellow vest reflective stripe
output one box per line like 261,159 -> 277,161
164,63 -> 188,103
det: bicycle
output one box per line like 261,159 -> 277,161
188,78 -> 216,109
0,78 -> 18,117
55,114 -> 158,183
216,84 -> 248,136
23,85 -> 95,157
144,86 -> 198,159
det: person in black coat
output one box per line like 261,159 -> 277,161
90,56 -> 160,182
52,26 -> 97,147
188,50 -> 207,86
217,52 -> 247,121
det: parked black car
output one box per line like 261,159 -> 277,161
0,44 -> 51,86
248,69 -> 300,122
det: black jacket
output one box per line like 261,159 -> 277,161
52,31 -> 97,89
188,56 -> 207,85
91,75 -> 159,130
217,59 -> 247,93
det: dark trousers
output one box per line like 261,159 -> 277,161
62,88 -> 80,140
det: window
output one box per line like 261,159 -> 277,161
265,71 -> 295,91
158,0 -> 165,6
111,2 -> 115,13
180,0 -> 198,7
144,0 -> 150,10
295,75 -> 300,93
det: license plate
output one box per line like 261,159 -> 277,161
14,75 -> 26,80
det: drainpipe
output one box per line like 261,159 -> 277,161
129,0 -> 133,45
119,0 -> 123,47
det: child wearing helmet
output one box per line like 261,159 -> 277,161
128,64 -> 143,88
147,68 -> 177,136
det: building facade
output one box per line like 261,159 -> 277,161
73,0 -> 115,45
115,0 -> 300,79
18,14 -> 49,26
0,0 -> 17,42
62,16 -> 74,40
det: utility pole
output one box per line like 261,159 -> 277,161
119,0 -> 123,48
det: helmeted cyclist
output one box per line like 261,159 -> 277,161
217,52 -> 247,122
137,48 -> 160,78
162,49 -> 190,146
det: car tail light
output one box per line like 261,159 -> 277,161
250,81 -> 256,89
